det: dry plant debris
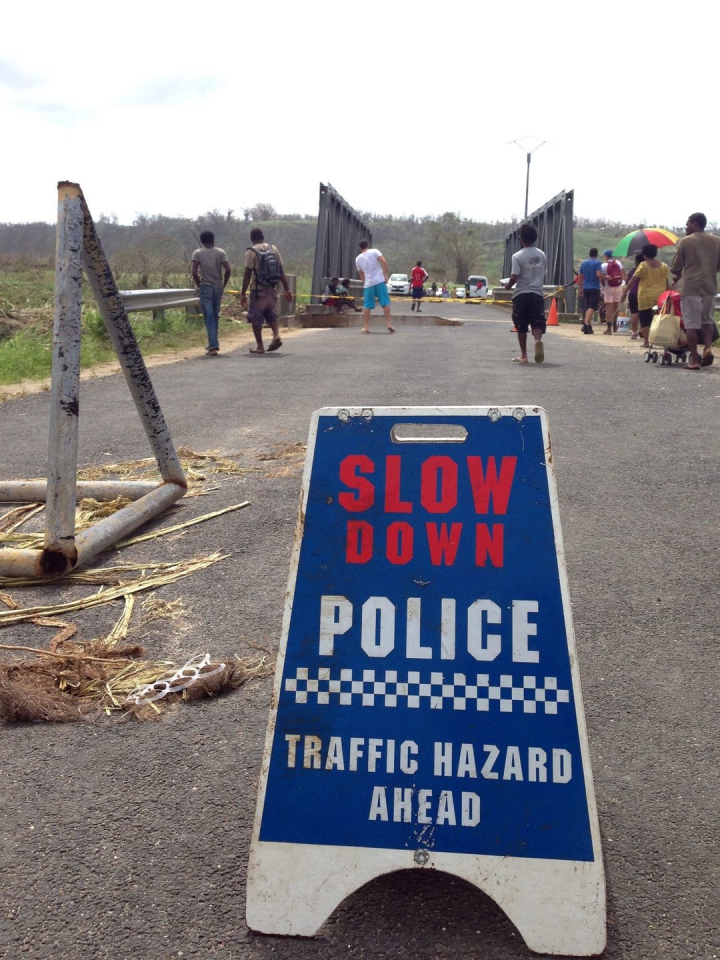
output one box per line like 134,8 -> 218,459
0,553 -> 226,625
77,447 -> 255,494
0,447 -> 284,724
0,595 -> 274,723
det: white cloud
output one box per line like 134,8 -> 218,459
0,0 -> 711,230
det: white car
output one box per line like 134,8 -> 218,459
467,275 -> 489,298
388,274 -> 410,296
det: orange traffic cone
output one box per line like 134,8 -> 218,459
547,298 -> 559,326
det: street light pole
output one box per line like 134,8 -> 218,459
509,139 -> 547,219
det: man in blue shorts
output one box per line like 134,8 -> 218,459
578,247 -> 603,334
356,240 -> 395,334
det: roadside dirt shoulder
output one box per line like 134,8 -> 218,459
0,325 -> 313,402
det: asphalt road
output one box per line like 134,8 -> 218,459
1,302 -> 718,959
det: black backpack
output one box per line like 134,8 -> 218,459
249,243 -> 282,288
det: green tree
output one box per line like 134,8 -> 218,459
429,213 -> 484,283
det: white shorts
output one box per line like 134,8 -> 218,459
682,294 -> 715,330
603,285 -> 623,304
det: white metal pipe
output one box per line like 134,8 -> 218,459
0,480 -> 162,503
0,548 -> 47,579
0,482 -> 185,578
44,183 -> 84,564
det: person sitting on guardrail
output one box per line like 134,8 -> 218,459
337,279 -> 362,312
191,230 -> 231,357
322,277 -> 342,312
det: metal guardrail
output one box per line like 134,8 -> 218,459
119,289 -> 199,313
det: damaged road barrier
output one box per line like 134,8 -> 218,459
125,653 -> 226,706
0,182 -> 187,580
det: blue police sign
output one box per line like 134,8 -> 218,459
247,407 -> 606,956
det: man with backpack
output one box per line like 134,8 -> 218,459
241,228 -> 294,354
600,249 -> 626,335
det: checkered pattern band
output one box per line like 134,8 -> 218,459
284,668 -> 570,714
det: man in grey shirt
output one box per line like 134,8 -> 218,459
504,222 -> 547,364
192,231 -> 231,356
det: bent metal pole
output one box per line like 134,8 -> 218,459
74,184 -> 186,488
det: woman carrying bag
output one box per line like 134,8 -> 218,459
621,244 -> 669,348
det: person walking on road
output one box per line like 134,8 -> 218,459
626,253 -> 644,339
621,244 -> 669,349
356,240 -> 395,334
411,260 -> 428,312
192,231 -> 231,356
241,229 -> 293,355
670,212 -> 720,370
578,247 -> 603,334
504,222 -> 547,364
600,249 -> 626,335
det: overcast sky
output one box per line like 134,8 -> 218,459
0,0 -> 710,230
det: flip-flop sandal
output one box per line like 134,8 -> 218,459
249,347 -> 265,354
512,357 -> 528,363
686,363 -> 701,370
267,339 -> 283,352
534,341 -> 545,364
701,352 -> 714,367
361,329 -> 370,334
387,326 -> 395,333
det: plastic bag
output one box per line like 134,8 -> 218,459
649,302 -> 682,348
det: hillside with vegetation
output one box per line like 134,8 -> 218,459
0,207 -> 687,292
0,205 -> 694,387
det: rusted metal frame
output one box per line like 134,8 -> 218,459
43,183 -> 84,570
77,187 -> 186,488
0,480 -> 161,503
0,183 -> 188,579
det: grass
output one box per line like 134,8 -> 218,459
0,263 -> 260,386
0,304 -> 242,386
